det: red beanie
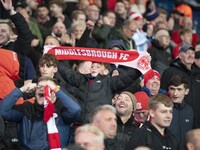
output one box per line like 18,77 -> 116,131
134,91 -> 149,111
143,69 -> 160,86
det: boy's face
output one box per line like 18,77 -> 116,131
168,84 -> 189,103
39,63 -> 58,78
150,103 -> 173,129
90,63 -> 108,77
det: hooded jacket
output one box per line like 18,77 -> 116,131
1,12 -> 32,88
0,49 -> 19,100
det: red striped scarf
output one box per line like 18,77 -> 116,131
43,86 -> 61,150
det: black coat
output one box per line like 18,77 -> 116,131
59,61 -> 141,123
125,121 -> 180,150
161,58 -> 192,91
169,102 -> 193,150
116,115 -> 138,149
148,39 -> 172,76
104,137 -> 123,150
2,12 -> 32,88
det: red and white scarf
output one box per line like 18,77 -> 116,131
43,46 -> 151,74
43,86 -> 61,150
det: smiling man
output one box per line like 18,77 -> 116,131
115,91 -> 138,149
142,69 -> 166,97
126,94 -> 180,150
168,75 -> 193,150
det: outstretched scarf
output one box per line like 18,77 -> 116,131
43,86 -> 61,150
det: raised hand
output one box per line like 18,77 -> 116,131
0,0 -> 13,11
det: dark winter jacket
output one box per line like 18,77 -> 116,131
125,121 -> 180,150
161,59 -> 200,128
59,61 -> 141,123
104,137 -> 123,150
161,58 -> 192,91
116,115 -> 138,149
1,12 -> 32,88
0,88 -> 81,150
169,102 -> 193,150
147,39 -> 172,76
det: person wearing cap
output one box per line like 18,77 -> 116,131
161,44 -> 200,128
147,28 -> 173,75
125,94 -> 180,150
141,69 -> 167,97
134,91 -> 149,127
161,44 -> 195,90
114,91 -> 138,149
130,12 -> 149,51
168,75 -> 193,150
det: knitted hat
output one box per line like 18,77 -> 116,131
144,69 -> 160,86
129,12 -> 143,20
145,9 -> 159,21
134,91 -> 149,111
154,29 -> 169,40
120,91 -> 137,111
179,44 -> 195,53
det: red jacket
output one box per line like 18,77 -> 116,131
0,48 -> 20,100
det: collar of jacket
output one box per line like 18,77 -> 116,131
173,102 -> 185,108
117,115 -> 137,126
143,121 -> 172,137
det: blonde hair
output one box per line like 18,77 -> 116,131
75,124 -> 105,143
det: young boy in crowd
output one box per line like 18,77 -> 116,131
59,60 -> 141,123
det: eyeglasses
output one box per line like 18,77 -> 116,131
127,27 -> 136,34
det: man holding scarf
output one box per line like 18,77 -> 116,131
0,76 -> 81,150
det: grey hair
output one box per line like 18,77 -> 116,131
89,104 -> 116,122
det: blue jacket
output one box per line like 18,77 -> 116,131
0,88 -> 81,150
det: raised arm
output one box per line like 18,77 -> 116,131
1,0 -> 32,56
45,80 -> 81,123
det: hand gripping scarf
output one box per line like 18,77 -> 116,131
43,86 -> 61,150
